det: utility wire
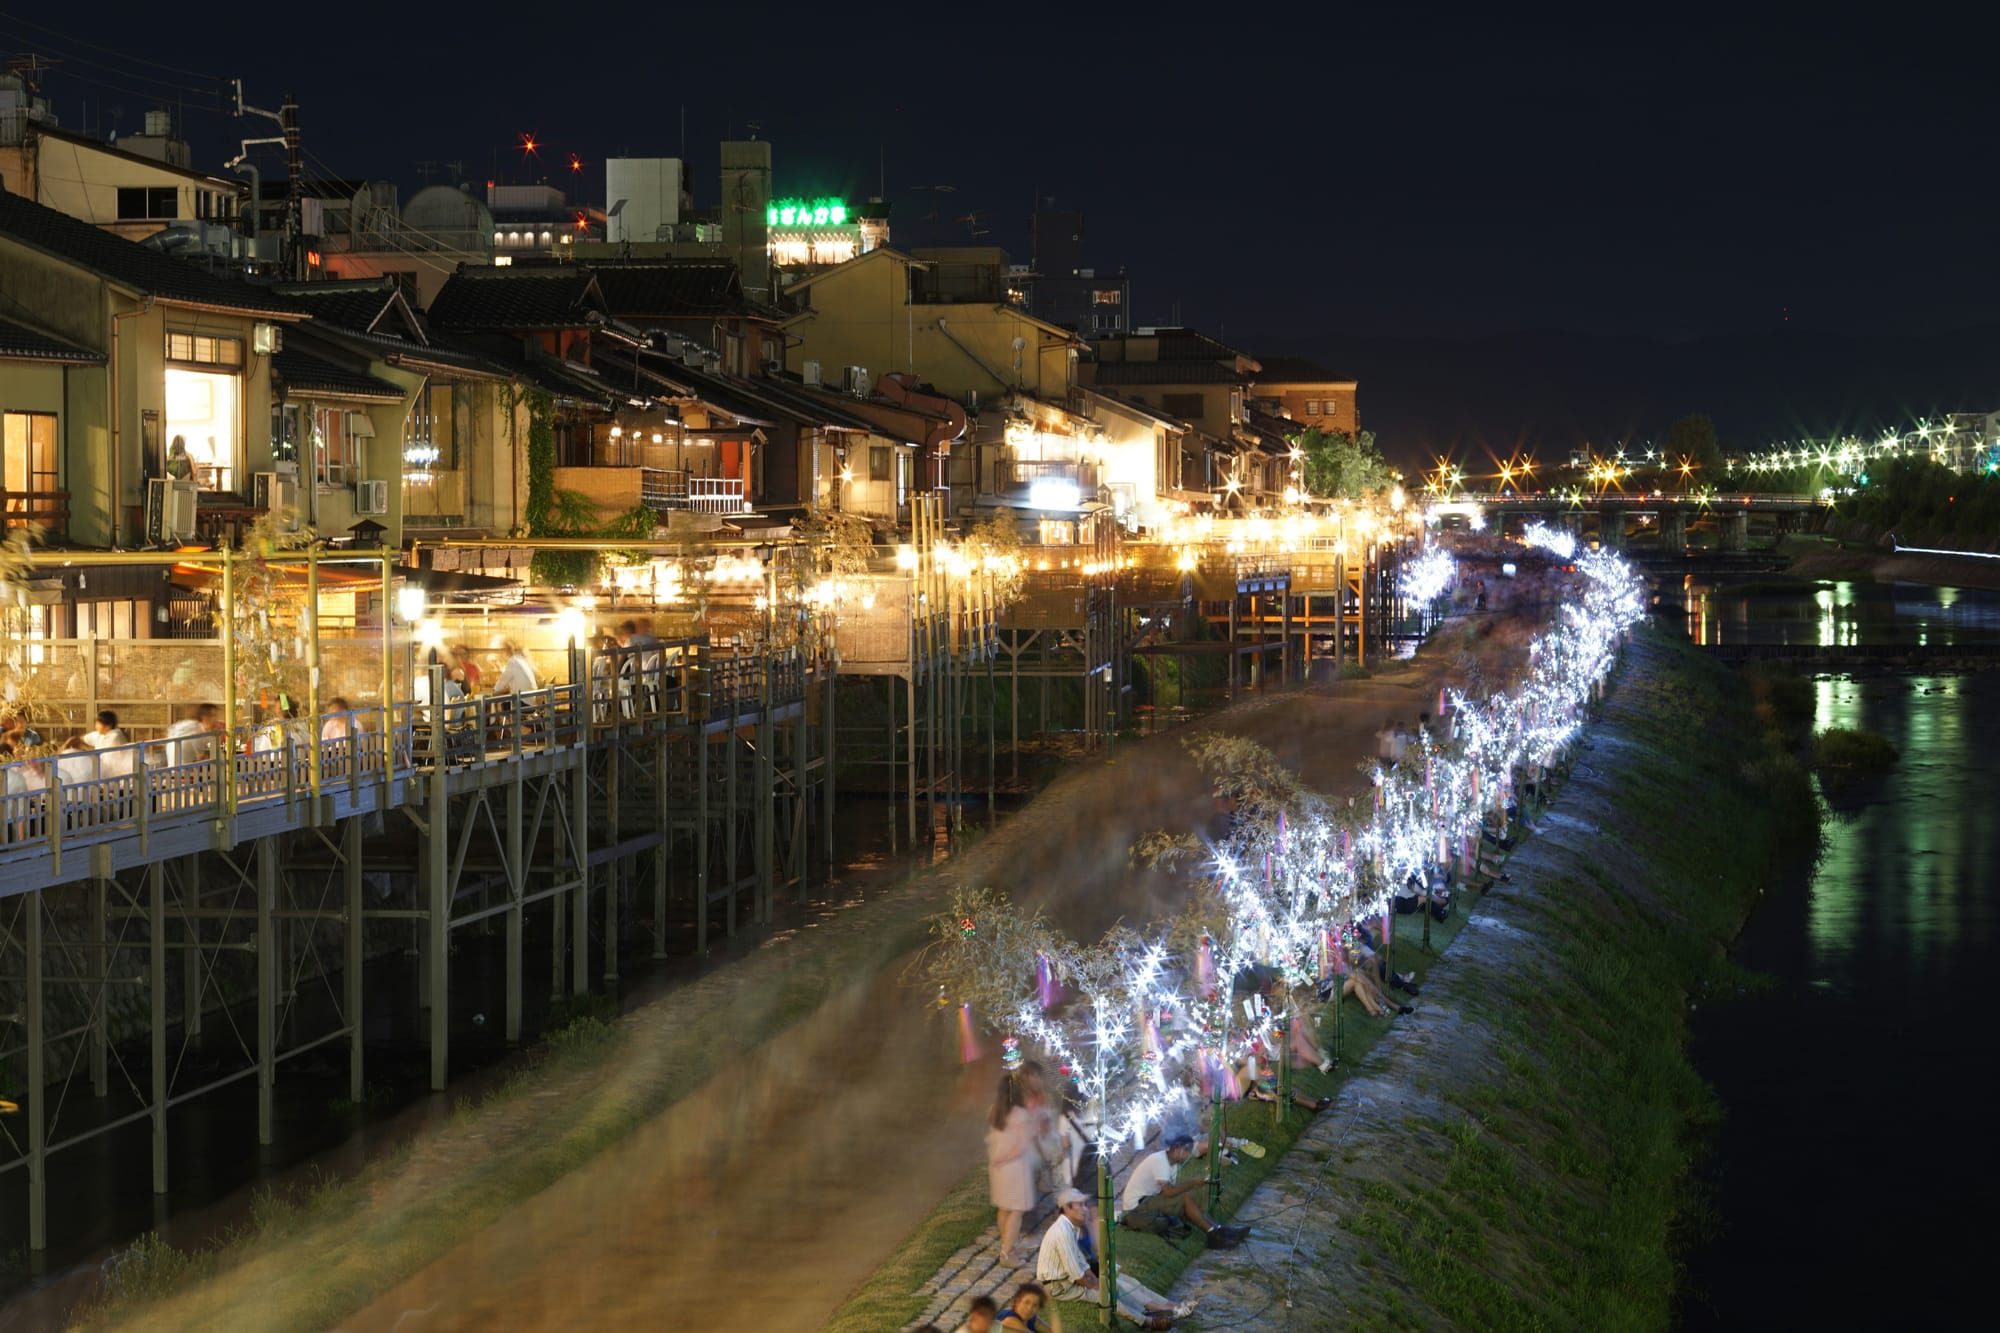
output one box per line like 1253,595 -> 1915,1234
0,11 -> 232,83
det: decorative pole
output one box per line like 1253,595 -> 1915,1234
1097,1105 -> 1117,1327
1208,1067 -> 1225,1214
1275,1007 -> 1292,1128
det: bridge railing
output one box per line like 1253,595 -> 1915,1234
1467,491 -> 1821,507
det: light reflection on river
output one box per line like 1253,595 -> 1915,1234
1685,578 -> 2000,648
1682,592 -> 2000,1327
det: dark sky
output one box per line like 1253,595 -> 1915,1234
5,4 -> 1996,450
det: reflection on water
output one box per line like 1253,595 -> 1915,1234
1685,579 -> 2000,648
1685,657 -> 2000,1325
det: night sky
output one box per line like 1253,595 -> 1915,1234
5,5 -> 1995,459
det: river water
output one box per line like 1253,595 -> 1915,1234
1681,581 -> 2000,1327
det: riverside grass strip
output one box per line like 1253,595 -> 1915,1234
827,881 -> 1477,1333
851,629 -> 1816,1332
1224,631 -> 1814,1332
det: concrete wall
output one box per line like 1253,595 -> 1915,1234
783,251 -> 1075,408
1261,383 -> 1360,436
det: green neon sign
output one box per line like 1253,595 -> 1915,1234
766,197 -> 849,228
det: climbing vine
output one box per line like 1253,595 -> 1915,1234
522,389 -> 556,538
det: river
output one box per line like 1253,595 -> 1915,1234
1680,581 -> 2000,1327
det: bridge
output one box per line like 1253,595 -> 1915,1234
1446,491 -> 1827,550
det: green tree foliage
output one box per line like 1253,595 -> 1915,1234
1839,457 -> 2000,540
1663,414 -> 1723,477
1295,427 -> 1392,502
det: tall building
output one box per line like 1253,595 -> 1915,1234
1018,208 -> 1130,337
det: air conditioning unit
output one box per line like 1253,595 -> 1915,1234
252,322 -> 284,355
802,359 -> 822,387
145,478 -> 198,544
844,366 -> 871,398
356,479 -> 390,515
252,470 -> 296,511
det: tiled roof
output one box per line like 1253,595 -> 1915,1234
1097,329 -> 1249,364
1089,361 -> 1247,386
1252,354 -> 1351,385
426,268 -> 605,331
276,280 -> 408,335
1080,386 -> 1191,429
272,346 -> 406,401
0,188 -> 298,315
448,332 -> 619,406
0,314 -> 104,364
588,262 -> 746,319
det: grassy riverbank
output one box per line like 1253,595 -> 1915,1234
828,906 -> 1471,1333
1328,631 -> 1818,1330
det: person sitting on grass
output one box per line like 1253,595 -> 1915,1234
998,1281 -> 1057,1332
1319,933 -> 1411,1018
1353,919 -> 1420,997
1121,1134 -> 1246,1249
1393,871 -> 1430,918
1038,1187 -> 1191,1330
951,1293 -> 999,1333
1234,1037 -> 1334,1110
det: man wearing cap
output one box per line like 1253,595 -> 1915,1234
1037,1187 -> 1191,1329
1122,1134 -> 1247,1249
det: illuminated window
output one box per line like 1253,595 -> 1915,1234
0,411 -> 58,529
313,406 -> 363,486
165,331 -> 244,368
165,367 -> 240,492
1092,289 -> 1122,305
1304,399 -> 1320,415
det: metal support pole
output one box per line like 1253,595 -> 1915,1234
758,661 -> 774,923
27,889 -> 46,1251
571,736 -> 589,997
149,861 -> 168,1194
906,660 -> 918,845
506,778 -> 524,1042
428,765 -> 450,1090
986,650 -> 996,817
605,749 -> 620,982
221,547 -> 238,823
256,837 -> 276,1145
182,855 -> 202,1041
822,668 -> 836,876
653,731 -> 669,960
90,879 -> 108,1097
726,710 -> 739,937
344,815 -> 364,1099
696,732 -> 710,954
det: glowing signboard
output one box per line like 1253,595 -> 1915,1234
766,197 -> 849,227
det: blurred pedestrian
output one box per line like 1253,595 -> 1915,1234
987,1072 -> 1037,1262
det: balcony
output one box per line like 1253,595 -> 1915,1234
995,458 -> 1096,507
0,488 -> 68,534
554,467 -> 749,524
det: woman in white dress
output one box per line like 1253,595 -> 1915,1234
986,1072 -> 1037,1262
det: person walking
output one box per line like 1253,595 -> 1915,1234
987,1072 -> 1038,1262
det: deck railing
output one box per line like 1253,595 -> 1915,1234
0,683 -> 585,881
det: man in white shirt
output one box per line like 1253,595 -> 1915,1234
491,641 -> 539,695
1037,1187 -> 1190,1328
1120,1135 -> 1245,1248
86,710 -> 134,779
